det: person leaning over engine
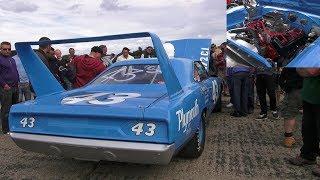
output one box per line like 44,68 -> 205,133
230,64 -> 250,117
255,65 -> 279,120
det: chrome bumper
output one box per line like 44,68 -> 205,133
10,132 -> 175,165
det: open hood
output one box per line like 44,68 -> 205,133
286,37 -> 320,67
257,0 -> 320,16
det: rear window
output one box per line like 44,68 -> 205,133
92,64 -> 164,85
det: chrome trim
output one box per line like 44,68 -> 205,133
10,132 -> 175,164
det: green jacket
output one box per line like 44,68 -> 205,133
301,76 -> 320,105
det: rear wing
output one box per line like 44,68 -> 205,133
167,39 -> 211,70
15,32 -> 182,97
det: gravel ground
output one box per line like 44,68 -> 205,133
0,100 -> 316,180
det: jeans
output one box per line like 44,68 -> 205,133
0,86 -> 19,133
18,82 -> 31,102
256,74 -> 277,114
232,72 -> 249,114
300,101 -> 320,161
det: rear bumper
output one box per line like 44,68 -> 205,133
10,132 -> 175,165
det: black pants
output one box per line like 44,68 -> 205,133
248,76 -> 255,111
232,72 -> 249,114
300,101 -> 320,161
227,76 -> 233,104
256,74 -> 277,114
0,86 -> 19,133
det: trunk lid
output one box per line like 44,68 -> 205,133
9,84 -> 170,143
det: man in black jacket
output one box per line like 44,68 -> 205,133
142,46 -> 156,58
48,47 -> 75,90
279,67 -> 303,148
35,37 -> 52,72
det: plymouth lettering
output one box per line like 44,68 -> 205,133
176,99 -> 200,132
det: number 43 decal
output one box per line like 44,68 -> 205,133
131,123 -> 156,136
20,117 -> 36,128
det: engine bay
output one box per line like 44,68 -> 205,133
228,10 -> 320,67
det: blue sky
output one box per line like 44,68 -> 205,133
0,0 -> 226,54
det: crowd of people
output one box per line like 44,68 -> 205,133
209,42 -> 292,132
0,37 -> 156,134
209,42 -> 320,176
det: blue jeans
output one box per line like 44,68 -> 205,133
232,72 -> 249,114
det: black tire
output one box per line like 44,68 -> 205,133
179,112 -> 206,158
213,95 -> 222,112
213,85 -> 222,112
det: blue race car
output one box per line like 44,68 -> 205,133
9,32 -> 222,164
227,0 -> 320,68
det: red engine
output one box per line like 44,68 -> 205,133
246,19 -> 305,61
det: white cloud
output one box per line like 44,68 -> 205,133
100,0 -> 128,11
0,0 -> 38,13
0,0 -> 226,54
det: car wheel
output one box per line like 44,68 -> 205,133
179,112 -> 206,158
213,88 -> 222,113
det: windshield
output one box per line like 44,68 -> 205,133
91,64 -> 164,85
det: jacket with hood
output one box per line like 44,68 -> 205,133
72,55 -> 106,88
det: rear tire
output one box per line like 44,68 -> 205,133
179,112 -> 206,158
213,87 -> 222,112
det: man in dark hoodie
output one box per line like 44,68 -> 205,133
72,46 -> 106,88
35,37 -> 53,73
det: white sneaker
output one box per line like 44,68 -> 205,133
272,111 -> 280,119
226,103 -> 233,108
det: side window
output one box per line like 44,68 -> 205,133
194,62 -> 208,82
199,62 -> 210,78
194,64 -> 201,82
